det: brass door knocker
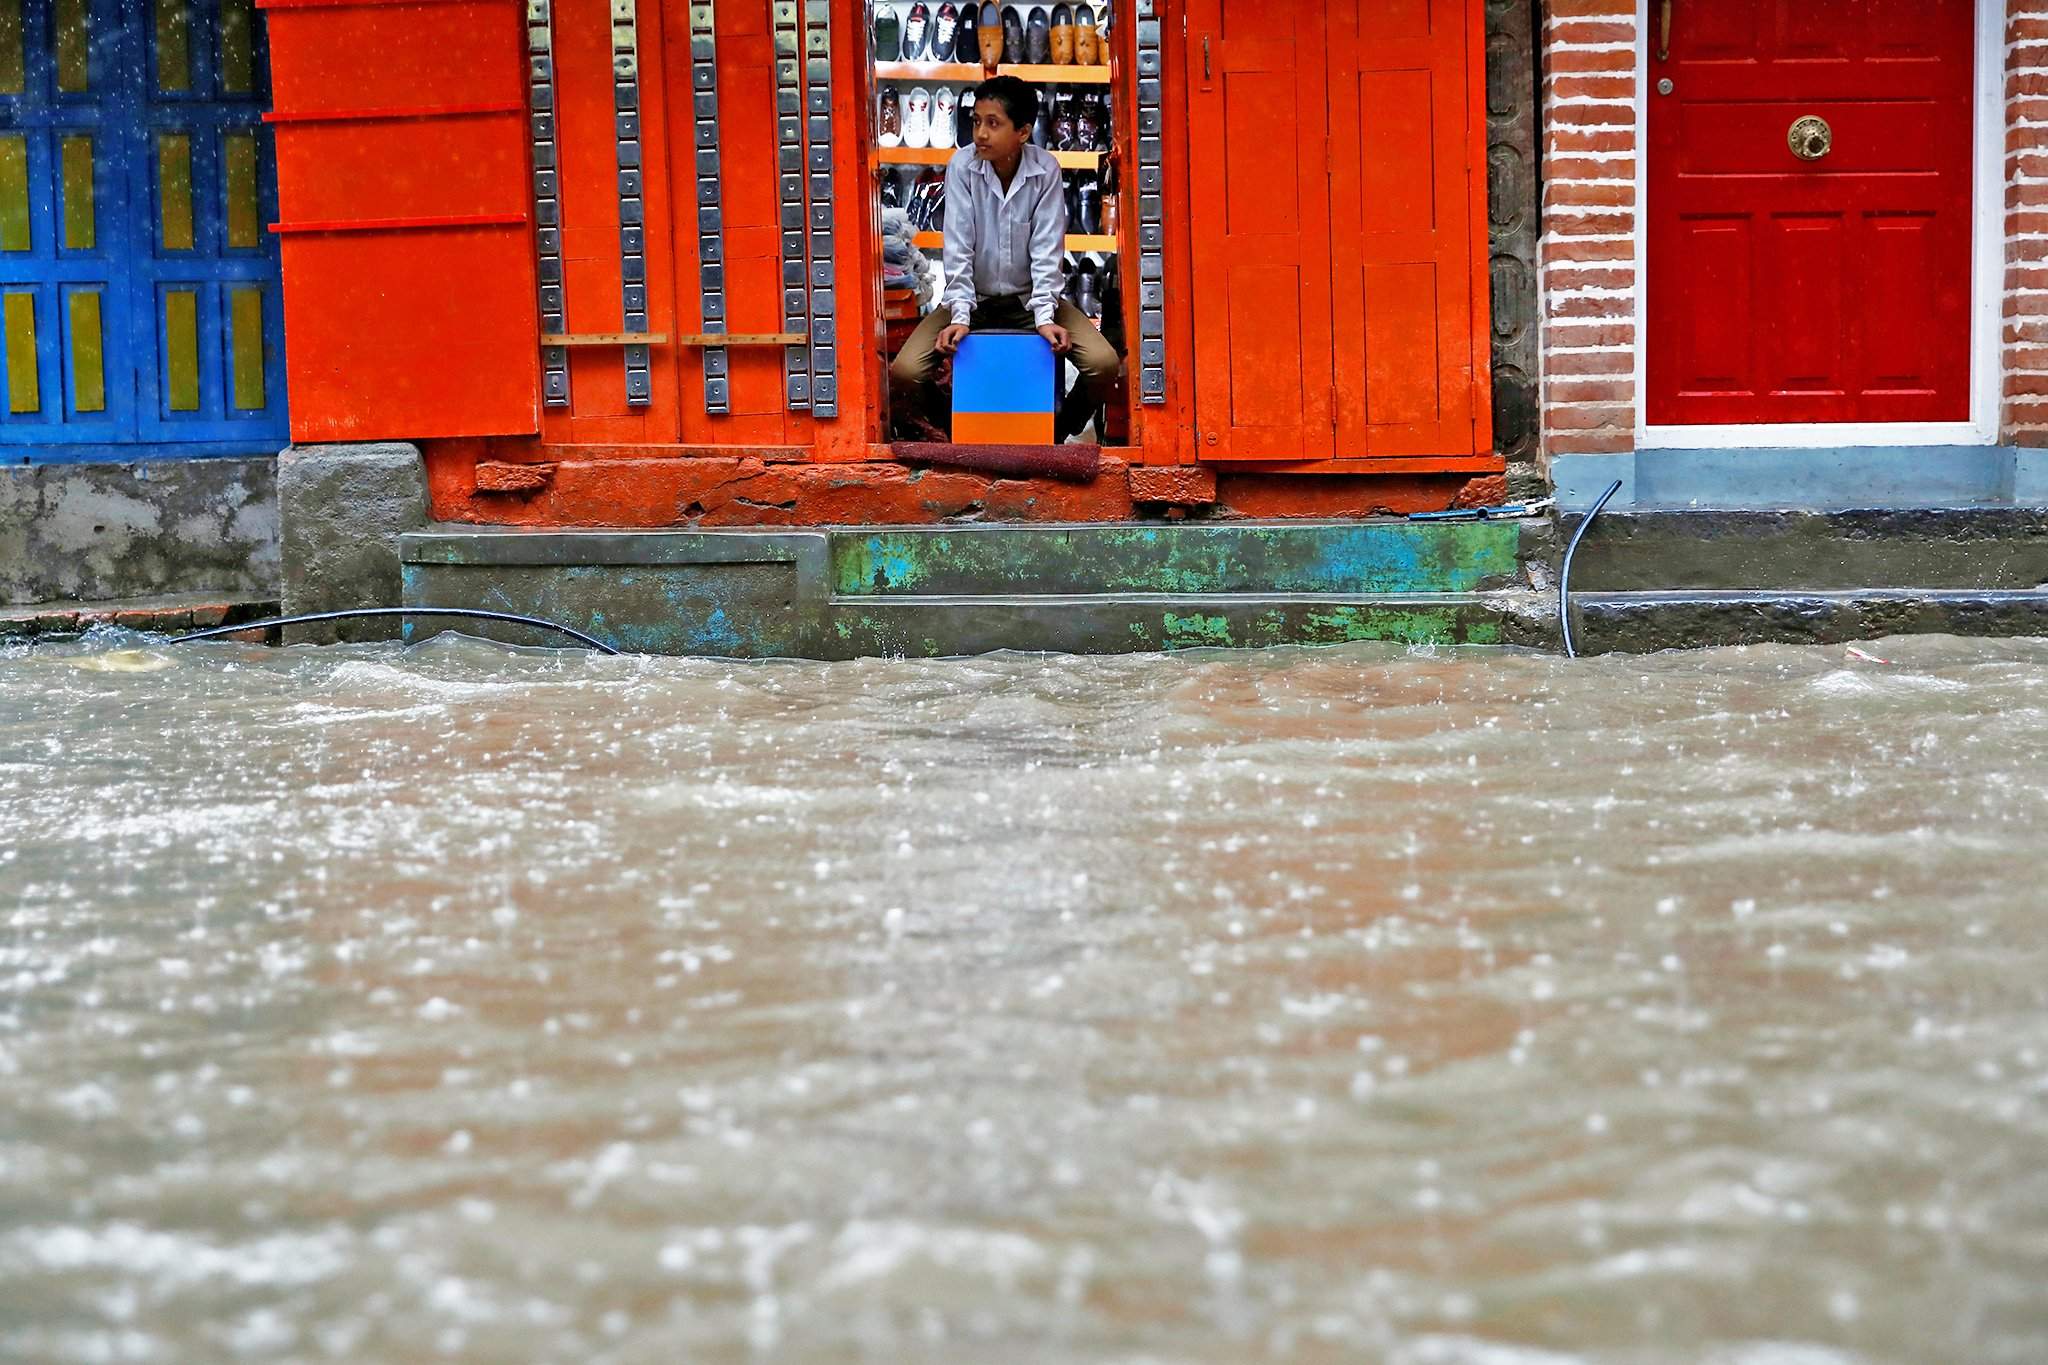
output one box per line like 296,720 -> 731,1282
1788,115 -> 1833,161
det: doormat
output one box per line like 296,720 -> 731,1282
889,442 -> 1101,484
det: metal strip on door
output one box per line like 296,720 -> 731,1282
612,0 -> 651,405
688,0 -> 727,412
526,0 -> 568,408
772,0 -> 809,409
1133,0 -> 1164,404
801,0 -> 835,418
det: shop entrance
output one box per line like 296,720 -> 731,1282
1645,0 -> 1975,427
1184,0 -> 1487,463
0,0 -> 285,456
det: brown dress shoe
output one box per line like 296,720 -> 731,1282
977,0 -> 1002,64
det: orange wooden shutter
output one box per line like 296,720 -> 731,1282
1184,0 -> 1337,461
263,0 -> 540,442
1187,0 -> 1490,462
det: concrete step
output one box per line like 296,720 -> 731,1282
1555,509 -> 2048,592
1570,588 -> 2048,655
400,524 -> 1549,658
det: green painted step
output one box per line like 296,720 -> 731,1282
831,521 -> 1526,597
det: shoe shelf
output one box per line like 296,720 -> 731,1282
913,231 -> 1117,252
880,146 -> 1103,169
873,60 -> 1111,84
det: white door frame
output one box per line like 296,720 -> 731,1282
1633,0 -> 2003,450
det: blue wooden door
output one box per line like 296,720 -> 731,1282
0,0 -> 283,456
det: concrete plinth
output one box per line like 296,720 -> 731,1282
279,442 -> 429,642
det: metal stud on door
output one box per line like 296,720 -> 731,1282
772,0 -> 809,409
1132,0 -> 1164,404
801,0 -> 834,418
612,0 -> 651,406
689,0 -> 727,413
527,0 -> 568,408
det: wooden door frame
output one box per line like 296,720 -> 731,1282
1636,0 -> 2002,450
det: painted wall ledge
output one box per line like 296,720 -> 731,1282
1552,445 -> 2048,512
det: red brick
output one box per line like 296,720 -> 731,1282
1547,294 -> 1635,319
1547,129 -> 1635,155
1126,465 -> 1217,504
1545,47 -> 1634,74
1547,210 -> 1636,236
1546,431 -> 1635,455
1545,378 -> 1635,404
1545,404 -> 1633,431
1546,21 -> 1635,45
1545,321 -> 1636,348
1545,351 -> 1634,376
1544,181 -> 1637,208
1542,237 -> 1634,264
1549,75 -> 1634,101
1547,102 -> 1637,127
1546,266 -> 1635,291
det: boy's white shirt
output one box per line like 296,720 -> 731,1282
940,142 -> 1068,329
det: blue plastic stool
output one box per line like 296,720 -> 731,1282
952,330 -> 1056,444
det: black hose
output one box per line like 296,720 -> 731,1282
167,607 -> 622,656
1558,478 -> 1624,660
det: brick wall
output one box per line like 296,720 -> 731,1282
2005,0 -> 2048,445
1538,0 -> 1639,465
1541,0 -> 2043,458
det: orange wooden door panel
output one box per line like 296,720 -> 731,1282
1327,0 -> 1481,458
1184,0 -> 1335,461
1185,0 -> 1487,463
265,0 -> 539,442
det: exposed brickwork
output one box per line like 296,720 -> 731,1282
0,596 -> 276,640
1127,465 -> 1218,504
474,461 -> 557,494
2005,0 -> 2048,444
1538,0 -> 1639,462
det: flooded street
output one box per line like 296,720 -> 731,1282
2,633 -> 2046,1363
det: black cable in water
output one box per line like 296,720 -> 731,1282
1558,478 -> 1624,660
167,607 -> 623,656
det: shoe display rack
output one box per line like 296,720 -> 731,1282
871,1 -> 1123,327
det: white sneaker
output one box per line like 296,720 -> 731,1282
903,85 -> 932,151
928,86 -> 957,150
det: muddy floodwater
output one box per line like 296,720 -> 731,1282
2,633 -> 2047,1363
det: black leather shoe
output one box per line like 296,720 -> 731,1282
1053,91 -> 1078,150
1032,106 -> 1054,148
1075,170 -> 1101,235
931,2 -> 957,60
1076,93 -> 1103,152
1026,5 -> 1050,63
1065,176 -> 1081,229
1001,5 -> 1025,66
954,5 -> 979,63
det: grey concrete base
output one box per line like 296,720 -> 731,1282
1554,508 -> 2048,592
1573,589 -> 2048,655
279,442 -> 429,643
1553,445 -> 2038,512
0,456 -> 279,607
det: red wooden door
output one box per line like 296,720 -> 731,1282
1647,0 -> 1975,426
1184,0 -> 1335,461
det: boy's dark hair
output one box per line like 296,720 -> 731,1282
972,74 -> 1038,132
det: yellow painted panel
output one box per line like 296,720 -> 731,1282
0,136 -> 26,252
219,0 -> 253,94
229,287 -> 262,410
68,290 -> 103,413
60,135 -> 93,251
158,132 -> 192,250
0,0 -> 24,95
224,132 -> 258,249
55,0 -> 87,93
164,290 -> 198,411
5,292 -> 36,413
155,0 -> 189,93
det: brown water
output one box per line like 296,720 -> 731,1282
2,632 -> 2046,1364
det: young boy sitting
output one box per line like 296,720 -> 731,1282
888,75 -> 1119,444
